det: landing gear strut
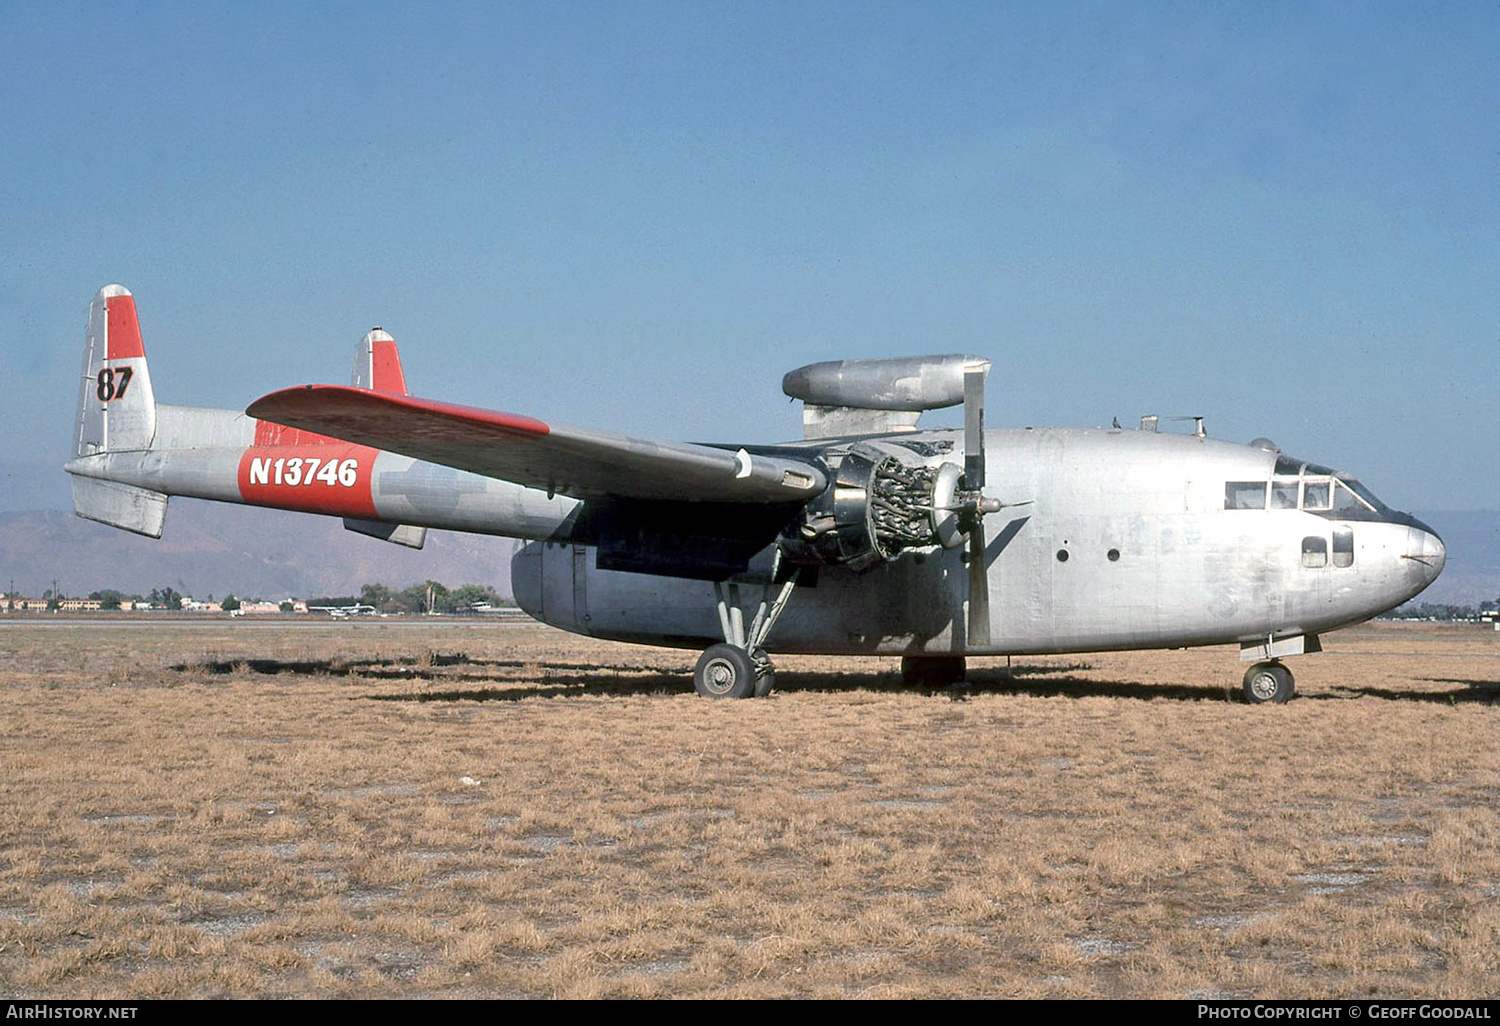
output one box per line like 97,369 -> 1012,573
1242,661 -> 1295,704
693,569 -> 799,699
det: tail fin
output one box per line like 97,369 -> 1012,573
351,328 -> 409,394
74,285 -> 157,456
343,327 -> 426,549
69,285 -> 168,537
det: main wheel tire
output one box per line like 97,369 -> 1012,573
694,644 -> 759,699
901,655 -> 966,688
753,670 -> 776,699
750,649 -> 776,699
1242,661 -> 1295,704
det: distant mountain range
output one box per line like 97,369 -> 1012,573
1,505 -> 1495,608
0,501 -> 516,602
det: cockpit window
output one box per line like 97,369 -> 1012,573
1228,463 -> 1393,516
1337,476 -> 1388,512
1303,480 -> 1331,511
1225,482 -> 1267,510
1332,479 -> 1378,515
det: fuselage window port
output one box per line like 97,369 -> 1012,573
1225,482 -> 1267,510
1302,535 -> 1328,568
1332,528 -> 1354,568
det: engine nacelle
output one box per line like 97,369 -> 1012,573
780,442 -> 966,572
782,354 -> 990,411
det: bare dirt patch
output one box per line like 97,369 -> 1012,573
1,619 -> 1496,997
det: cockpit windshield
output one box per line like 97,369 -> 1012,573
1224,459 -> 1391,515
1336,476 -> 1388,513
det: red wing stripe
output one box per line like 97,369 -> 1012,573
247,386 -> 551,439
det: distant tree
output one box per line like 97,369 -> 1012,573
1386,602 -> 1479,621
449,584 -> 504,612
360,583 -> 412,613
393,581 -> 448,614
220,594 -> 241,612
279,600 -> 295,613
149,587 -> 183,611
308,595 -> 360,608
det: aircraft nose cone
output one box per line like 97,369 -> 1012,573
1405,521 -> 1446,588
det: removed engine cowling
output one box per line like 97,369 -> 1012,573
781,442 -> 967,572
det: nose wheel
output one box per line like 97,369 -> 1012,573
1242,661 -> 1295,704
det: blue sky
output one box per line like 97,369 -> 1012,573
2,1 -> 1497,512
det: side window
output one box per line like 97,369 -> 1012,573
1271,482 -> 1299,509
1302,536 -> 1328,569
1225,482 -> 1267,510
1333,528 -> 1354,568
1303,480 -> 1331,511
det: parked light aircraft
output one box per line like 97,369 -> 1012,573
308,603 -> 378,619
66,286 -> 1445,703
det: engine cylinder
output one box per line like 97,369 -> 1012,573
781,444 -> 952,571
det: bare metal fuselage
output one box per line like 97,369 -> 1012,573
66,405 -> 1444,657
512,426 -> 1444,656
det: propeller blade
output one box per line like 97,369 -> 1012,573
967,519 -> 991,648
963,364 -> 987,491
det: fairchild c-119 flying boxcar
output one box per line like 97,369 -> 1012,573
66,286 -> 1445,703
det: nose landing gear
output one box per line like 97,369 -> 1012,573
1242,661 -> 1295,704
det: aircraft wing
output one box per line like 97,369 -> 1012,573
246,385 -> 827,503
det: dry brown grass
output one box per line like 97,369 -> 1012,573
0,617 -> 1497,998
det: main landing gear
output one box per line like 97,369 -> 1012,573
693,571 -> 799,699
1242,660 -> 1295,704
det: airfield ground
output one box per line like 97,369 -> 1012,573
0,617 -> 1497,999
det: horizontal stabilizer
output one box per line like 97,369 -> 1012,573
247,386 -> 828,504
71,475 -> 168,538
343,517 -> 427,549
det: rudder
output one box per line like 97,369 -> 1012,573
344,326 -> 426,549
69,285 -> 168,536
351,328 -> 409,395
74,285 -> 157,456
